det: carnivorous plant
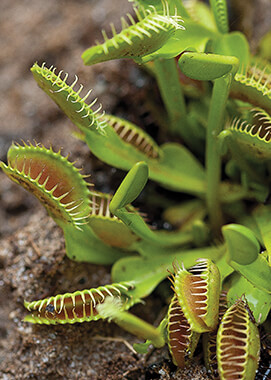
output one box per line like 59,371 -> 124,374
1,0 -> 271,378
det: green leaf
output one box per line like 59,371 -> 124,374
253,205 -> 271,259
227,273 -> 271,324
110,162 -> 200,248
228,253 -> 271,294
178,52 -> 239,81
222,224 -> 260,265
141,20 -> 215,62
212,32 -> 250,74
24,281 -> 136,324
185,0 -> 217,32
31,63 -> 106,134
110,162 -> 148,213
112,245 -> 225,299
62,224 -> 133,265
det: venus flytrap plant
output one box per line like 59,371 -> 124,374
1,0 -> 271,376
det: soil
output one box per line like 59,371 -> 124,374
0,1 -> 270,379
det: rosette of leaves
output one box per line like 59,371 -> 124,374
1,0 -> 271,376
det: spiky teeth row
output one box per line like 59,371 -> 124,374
24,282 -> 135,325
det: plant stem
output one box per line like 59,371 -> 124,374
114,310 -> 165,348
153,58 -> 188,137
206,74 -> 233,235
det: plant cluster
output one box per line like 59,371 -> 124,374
1,0 -> 271,378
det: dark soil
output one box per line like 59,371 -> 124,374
0,1 -> 270,379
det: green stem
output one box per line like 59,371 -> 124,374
97,298 -> 165,348
206,74 -> 233,235
153,58 -> 188,137
114,310 -> 165,348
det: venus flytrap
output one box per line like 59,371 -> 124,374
1,0 -> 271,376
217,298 -> 260,380
24,281 -> 137,325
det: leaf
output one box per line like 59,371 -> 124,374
253,204 -> 271,259
228,253 -> 271,294
141,20 -> 215,62
178,51 -> 239,81
222,224 -> 260,265
212,32 -> 250,74
112,245 -> 225,299
226,108 -> 271,162
31,63 -> 106,134
167,295 -> 200,368
133,340 -> 152,354
227,273 -> 271,324
110,162 -> 148,212
87,191 -> 140,249
62,224 -> 133,264
110,162 -> 203,248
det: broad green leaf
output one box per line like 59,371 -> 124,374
227,274 -> 271,324
178,52 -> 239,81
228,253 -> 271,294
253,205 -> 271,259
63,224 -> 132,264
141,20 -> 215,62
112,245 -> 225,298
212,32 -> 250,74
222,224 -> 260,265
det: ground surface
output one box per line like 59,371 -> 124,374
0,1 -> 270,379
